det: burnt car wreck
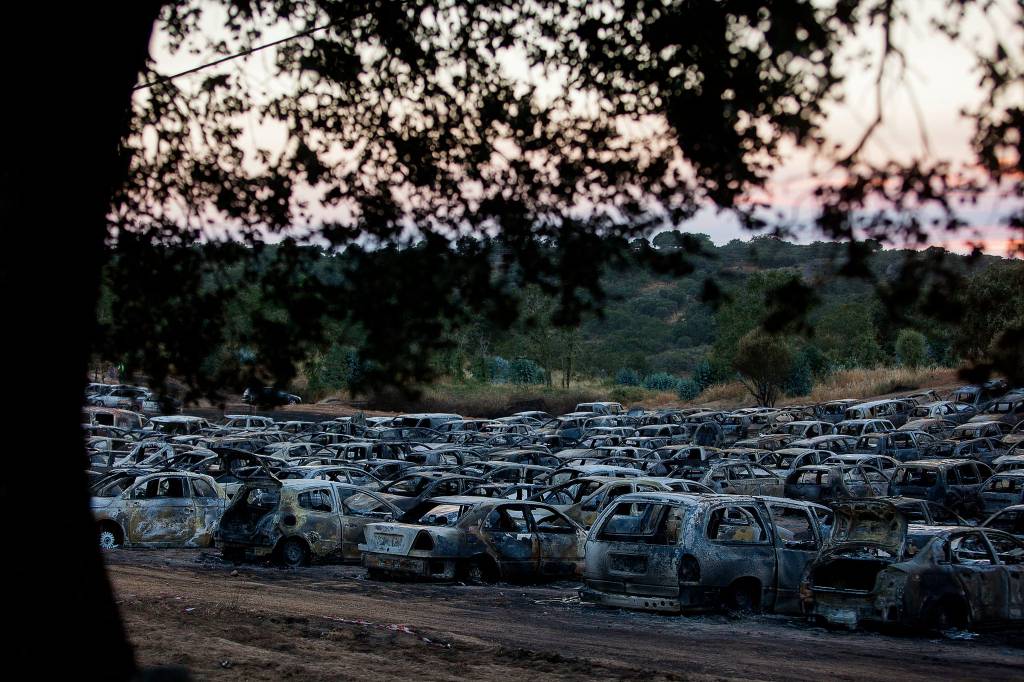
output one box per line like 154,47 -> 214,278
802,500 -> 1024,630
84,381 -> 1024,636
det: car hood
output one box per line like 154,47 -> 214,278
825,499 -> 907,556
90,496 -> 118,509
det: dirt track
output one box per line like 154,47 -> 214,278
107,550 -> 1023,681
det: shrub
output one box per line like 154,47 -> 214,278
784,349 -> 814,397
895,329 -> 928,369
642,372 -> 682,391
615,367 -> 641,386
734,330 -> 793,406
610,385 -> 645,404
486,356 -> 510,383
693,358 -> 715,390
677,378 -> 701,401
509,357 -> 546,384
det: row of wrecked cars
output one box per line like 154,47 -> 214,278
85,382 -> 1024,632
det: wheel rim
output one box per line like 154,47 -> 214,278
283,542 -> 304,565
98,530 -> 117,549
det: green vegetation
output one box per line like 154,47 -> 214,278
96,235 -> 1023,406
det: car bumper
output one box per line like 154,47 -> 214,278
580,582 -> 717,613
810,592 -> 903,629
218,537 -> 276,560
363,552 -> 458,580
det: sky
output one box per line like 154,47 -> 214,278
143,1 -> 1023,256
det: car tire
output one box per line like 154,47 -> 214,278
926,599 -> 967,632
724,580 -> 761,613
221,547 -> 245,563
466,556 -> 498,585
277,538 -> 309,568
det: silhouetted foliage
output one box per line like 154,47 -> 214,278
93,0 -> 1024,402
735,330 -> 794,407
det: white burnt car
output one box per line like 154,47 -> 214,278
360,497 -> 585,582
91,471 -> 226,548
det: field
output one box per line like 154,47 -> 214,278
275,366 -> 963,419
110,550 -> 1023,681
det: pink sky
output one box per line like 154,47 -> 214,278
143,2 -> 1022,257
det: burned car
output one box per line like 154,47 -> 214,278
888,459 -> 993,515
694,460 -> 785,497
360,497 -> 585,582
217,479 -> 404,565
784,464 -> 889,503
532,476 -> 679,528
802,500 -> 1024,630
983,504 -> 1024,539
91,471 -> 226,548
580,492 -> 831,614
979,472 -> 1024,516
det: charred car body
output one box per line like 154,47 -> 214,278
802,500 -> 1024,630
360,497 -> 585,582
581,492 -> 831,614
217,478 -> 404,565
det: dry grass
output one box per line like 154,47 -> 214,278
316,366 -> 963,417
364,380 -> 611,418
695,366 -> 961,410
805,366 -> 960,404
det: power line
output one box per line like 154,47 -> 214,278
133,23 -> 331,91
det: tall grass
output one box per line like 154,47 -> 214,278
695,366 -> 960,409
364,381 -> 610,418
316,365 -> 962,416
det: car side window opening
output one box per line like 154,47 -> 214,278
706,506 -> 768,544
485,506 -> 530,533
985,533 -> 1024,565
768,505 -> 818,549
136,477 -> 187,499
949,534 -> 995,565
298,489 -> 334,513
190,479 -> 217,498
530,508 -> 577,534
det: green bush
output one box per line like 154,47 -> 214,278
615,367 -> 641,386
610,385 -> 646,404
486,356 -> 510,383
642,372 -> 682,391
509,357 -> 546,384
895,329 -> 928,369
784,349 -> 814,397
693,358 -> 715,390
677,378 -> 701,401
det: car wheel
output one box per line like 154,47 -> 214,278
927,599 -> 967,631
278,538 -> 309,567
725,580 -> 761,613
98,526 -> 121,549
221,547 -> 245,563
466,557 -> 497,584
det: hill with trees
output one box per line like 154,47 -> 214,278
95,234 -> 1023,406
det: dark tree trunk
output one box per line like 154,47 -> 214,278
3,3 -> 164,678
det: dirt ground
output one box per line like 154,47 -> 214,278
106,550 -> 1023,681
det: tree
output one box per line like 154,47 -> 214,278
734,331 -> 794,407
895,329 -> 929,369
8,2 -> 1024,678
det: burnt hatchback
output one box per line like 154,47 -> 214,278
581,492 -> 831,614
